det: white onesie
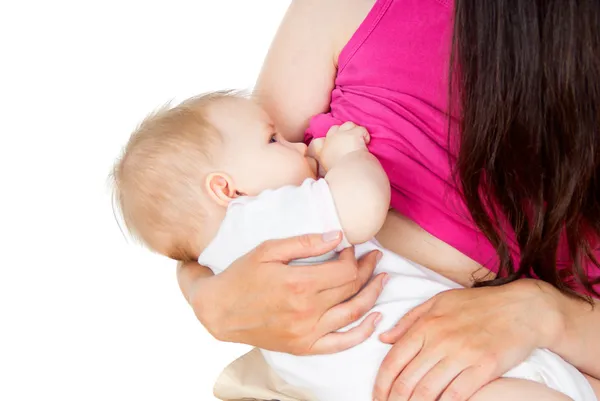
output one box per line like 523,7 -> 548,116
198,178 -> 596,401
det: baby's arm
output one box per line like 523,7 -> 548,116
313,122 -> 390,244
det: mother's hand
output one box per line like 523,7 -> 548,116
373,279 -> 564,401
179,232 -> 386,355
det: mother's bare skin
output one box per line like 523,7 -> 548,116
376,210 -> 494,287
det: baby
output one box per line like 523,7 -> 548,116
113,91 -> 596,401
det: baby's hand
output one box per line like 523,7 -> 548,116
308,122 -> 370,173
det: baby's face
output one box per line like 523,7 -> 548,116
209,97 -> 317,196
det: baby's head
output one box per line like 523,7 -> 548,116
112,91 -> 317,261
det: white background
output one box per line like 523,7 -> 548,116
0,1 -> 290,399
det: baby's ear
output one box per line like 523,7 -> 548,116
205,173 -> 238,206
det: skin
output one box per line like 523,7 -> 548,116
205,96 -> 318,199
204,96 -> 390,245
180,96 -> 393,355
178,0 -> 600,400
254,0 -> 600,400
467,378 -> 573,401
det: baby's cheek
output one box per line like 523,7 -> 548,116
290,166 -> 310,186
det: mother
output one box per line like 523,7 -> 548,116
178,0 -> 600,400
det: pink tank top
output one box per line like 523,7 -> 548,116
305,0 -> 600,293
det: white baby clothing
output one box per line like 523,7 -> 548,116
198,178 -> 596,401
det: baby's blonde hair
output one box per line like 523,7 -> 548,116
112,91 -> 236,261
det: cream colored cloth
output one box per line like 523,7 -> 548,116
214,348 -> 314,401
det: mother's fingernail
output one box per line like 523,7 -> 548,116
322,231 -> 340,242
374,313 -> 382,327
382,273 -> 390,288
376,250 -> 383,262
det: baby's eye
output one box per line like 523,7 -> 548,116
269,134 -> 278,143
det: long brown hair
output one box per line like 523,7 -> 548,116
452,0 -> 600,298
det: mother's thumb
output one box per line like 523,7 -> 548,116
259,231 -> 342,263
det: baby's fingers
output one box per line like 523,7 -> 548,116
359,127 -> 370,144
338,121 -> 357,131
344,123 -> 370,144
307,138 -> 324,158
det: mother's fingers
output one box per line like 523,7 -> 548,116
406,358 -> 466,401
386,351 -> 443,401
439,365 -> 494,401
307,247 -> 359,291
373,333 -> 424,401
316,249 -> 381,303
318,271 -> 387,333
309,311 -> 381,355
259,232 -> 342,262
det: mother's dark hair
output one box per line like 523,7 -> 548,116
452,0 -> 600,299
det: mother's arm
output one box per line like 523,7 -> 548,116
548,286 -> 600,378
255,0 -> 372,141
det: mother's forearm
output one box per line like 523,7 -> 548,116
176,261 -> 219,328
546,284 -> 600,379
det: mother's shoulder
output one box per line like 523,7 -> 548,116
290,0 -> 376,66
332,0 -> 377,65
